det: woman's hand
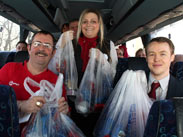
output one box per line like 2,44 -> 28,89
89,48 -> 107,62
58,97 -> 69,114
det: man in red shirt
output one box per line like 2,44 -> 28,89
0,31 -> 69,129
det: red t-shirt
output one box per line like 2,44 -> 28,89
0,61 -> 66,100
0,61 -> 67,133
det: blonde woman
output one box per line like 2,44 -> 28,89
71,9 -> 117,137
73,8 -> 117,84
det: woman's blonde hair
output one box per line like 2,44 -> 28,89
76,9 -> 104,48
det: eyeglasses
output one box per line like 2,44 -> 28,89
32,41 -> 53,49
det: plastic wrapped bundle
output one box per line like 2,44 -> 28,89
75,48 -> 113,114
22,74 -> 86,137
24,103 -> 85,137
48,32 -> 78,95
94,70 -> 153,137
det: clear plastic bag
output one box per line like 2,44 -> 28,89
19,76 -> 44,124
23,102 -> 86,137
75,48 -> 113,114
22,74 -> 86,137
94,70 -> 153,137
48,32 -> 78,95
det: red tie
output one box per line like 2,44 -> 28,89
148,82 -> 160,99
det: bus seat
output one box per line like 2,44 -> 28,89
0,85 -> 20,137
113,57 -> 149,87
128,57 -> 149,77
0,52 -> 12,69
128,57 -> 148,70
6,52 -> 16,63
14,51 -> 29,62
113,58 -> 128,87
172,62 -> 183,80
144,98 -> 183,137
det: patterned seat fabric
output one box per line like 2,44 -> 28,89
172,62 -> 183,80
144,100 -> 177,137
0,85 -> 20,137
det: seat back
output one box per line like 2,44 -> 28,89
0,52 -> 12,68
144,98 -> 183,137
172,61 -> 183,80
14,51 -> 29,62
6,52 -> 16,63
113,58 -> 128,87
113,57 -> 149,87
0,85 -> 20,137
144,100 -> 176,137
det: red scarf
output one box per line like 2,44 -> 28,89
78,36 -> 98,71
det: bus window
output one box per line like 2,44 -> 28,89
126,37 -> 144,57
0,16 -> 20,51
126,18 -> 183,57
150,19 -> 183,55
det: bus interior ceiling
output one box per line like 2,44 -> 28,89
0,0 -> 183,44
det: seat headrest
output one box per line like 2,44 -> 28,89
113,57 -> 149,87
172,61 -> 183,80
128,57 -> 149,71
14,51 -> 29,62
0,52 -> 12,68
6,52 -> 16,63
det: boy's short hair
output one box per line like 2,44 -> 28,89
145,37 -> 175,55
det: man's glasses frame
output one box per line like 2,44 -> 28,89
32,41 -> 53,49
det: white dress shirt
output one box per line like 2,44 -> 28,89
148,73 -> 170,100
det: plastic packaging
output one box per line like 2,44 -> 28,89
48,32 -> 78,95
22,74 -> 86,137
75,48 -> 113,114
94,70 -> 153,137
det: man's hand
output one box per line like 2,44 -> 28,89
59,31 -> 74,48
18,96 -> 46,114
58,97 -> 69,114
